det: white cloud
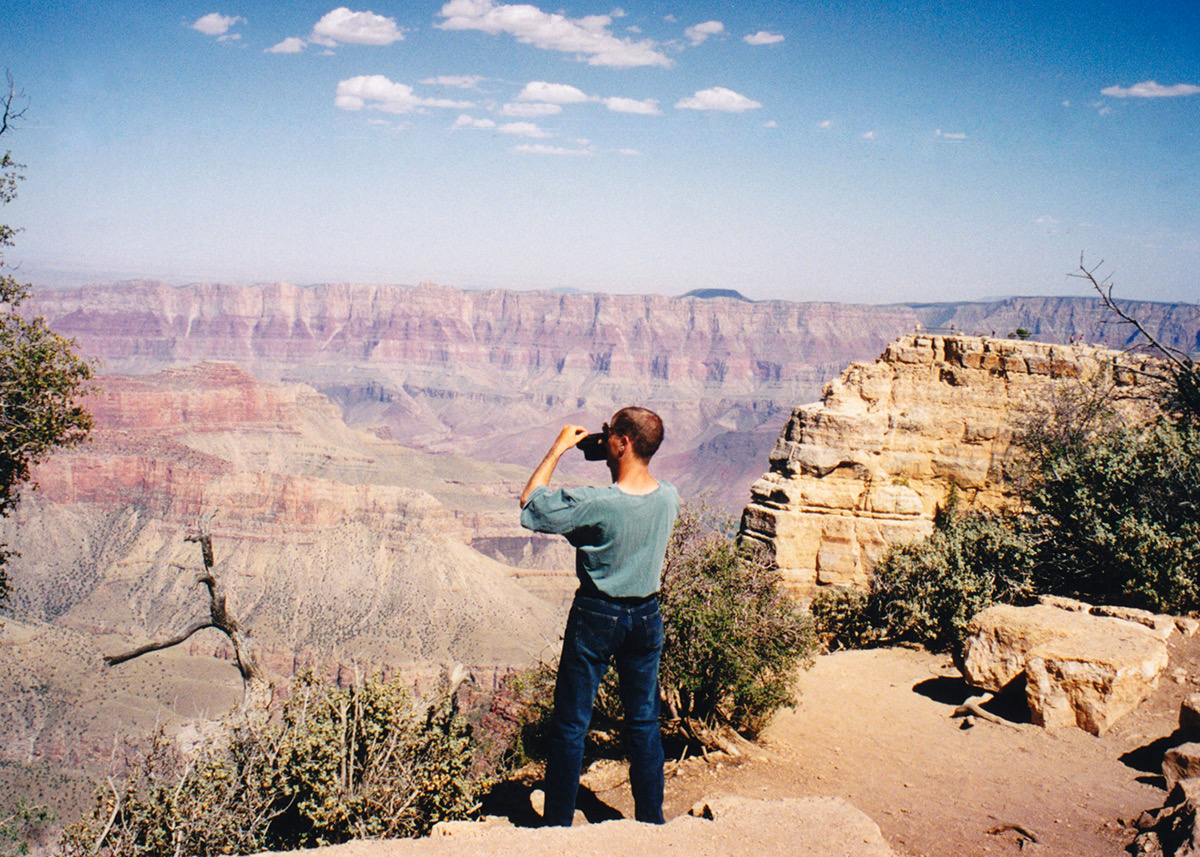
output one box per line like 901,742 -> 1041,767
453,114 -> 496,129
266,36 -> 306,53
512,143 -> 593,155
499,121 -> 551,138
437,0 -> 671,68
311,7 -> 404,46
516,81 -> 591,104
192,13 -> 244,36
334,76 -> 474,113
817,119 -> 833,129
421,75 -> 485,88
618,148 -> 642,156
685,20 -> 724,45
744,31 -> 784,46
675,87 -> 761,112
500,102 -> 563,117
603,96 -> 660,114
1035,215 -> 1059,225
936,129 -> 967,140
1101,80 -> 1200,98
763,120 -> 777,128
861,130 -> 876,139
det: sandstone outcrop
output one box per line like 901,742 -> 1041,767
739,333 -> 1161,593
959,602 -> 1172,735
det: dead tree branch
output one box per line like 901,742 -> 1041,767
1071,255 -> 1193,372
103,516 -> 270,713
1071,255 -> 1200,423
1,71 -> 28,137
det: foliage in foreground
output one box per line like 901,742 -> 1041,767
61,673 -> 480,857
1022,418 -> 1200,614
657,506 -> 817,737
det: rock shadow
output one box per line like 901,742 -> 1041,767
1121,727 -> 1187,783
911,674 -> 1032,725
479,780 -> 624,828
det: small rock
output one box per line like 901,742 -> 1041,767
1179,617 -> 1200,638
689,795 -> 748,821
1175,668 -> 1192,685
1163,745 -> 1200,792
529,789 -> 545,817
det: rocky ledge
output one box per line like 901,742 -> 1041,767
739,333 -> 1161,595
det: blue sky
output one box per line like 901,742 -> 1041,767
1,1 -> 1197,303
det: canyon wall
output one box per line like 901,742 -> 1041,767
740,334 -> 1163,596
25,281 -> 1200,513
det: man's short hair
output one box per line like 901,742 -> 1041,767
610,406 -> 664,460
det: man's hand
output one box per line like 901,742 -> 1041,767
551,425 -> 589,454
520,424 -> 589,507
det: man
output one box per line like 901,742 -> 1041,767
519,406 -> 680,826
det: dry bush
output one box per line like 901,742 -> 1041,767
60,672 -> 480,857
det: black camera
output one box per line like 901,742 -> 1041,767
577,431 -> 608,461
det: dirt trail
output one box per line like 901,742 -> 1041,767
646,641 -> 1199,856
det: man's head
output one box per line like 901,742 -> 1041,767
607,406 -> 664,462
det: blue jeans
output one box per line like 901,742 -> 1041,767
543,593 -> 665,826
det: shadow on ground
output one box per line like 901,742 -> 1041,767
479,781 -> 624,828
911,674 -> 1032,724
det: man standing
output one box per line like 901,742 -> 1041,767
519,406 -> 679,826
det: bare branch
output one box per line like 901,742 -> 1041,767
103,619 -> 213,667
103,514 -> 269,712
1070,254 -> 1192,373
0,71 -> 28,137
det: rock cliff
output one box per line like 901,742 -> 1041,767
740,334 -> 1162,594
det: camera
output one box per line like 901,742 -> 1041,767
577,431 -> 608,461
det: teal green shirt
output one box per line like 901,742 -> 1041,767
521,481 -> 680,598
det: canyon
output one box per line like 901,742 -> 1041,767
3,279 -> 1198,824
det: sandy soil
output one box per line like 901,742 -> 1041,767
534,635 -> 1200,857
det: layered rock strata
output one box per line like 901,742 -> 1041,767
740,334 -> 1160,593
25,281 -> 1200,513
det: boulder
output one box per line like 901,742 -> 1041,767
1166,745 -> 1200,793
961,603 -> 1170,735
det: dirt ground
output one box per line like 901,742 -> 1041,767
515,634 -> 1200,857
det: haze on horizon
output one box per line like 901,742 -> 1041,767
1,1 -> 1197,305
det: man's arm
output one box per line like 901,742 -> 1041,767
520,425 -> 588,507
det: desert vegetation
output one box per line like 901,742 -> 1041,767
60,673 -> 479,857
814,273 -> 1200,655
55,509 -> 813,855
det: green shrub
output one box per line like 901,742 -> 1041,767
809,586 -> 875,651
658,507 -> 816,737
61,673 -> 481,857
1021,419 -> 1200,614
